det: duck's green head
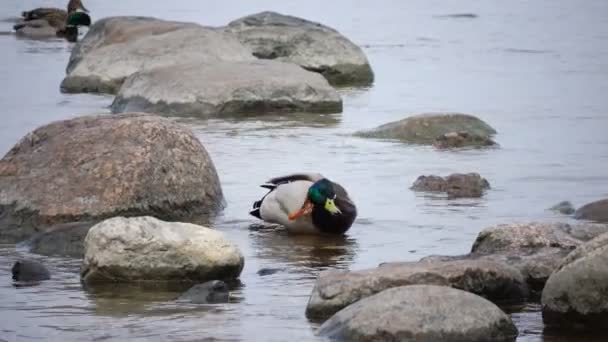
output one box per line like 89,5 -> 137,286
66,11 -> 91,27
308,179 -> 342,215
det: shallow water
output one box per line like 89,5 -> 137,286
1,0 -> 608,341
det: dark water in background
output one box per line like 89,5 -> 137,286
1,0 -> 608,341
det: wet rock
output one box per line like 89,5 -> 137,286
28,222 -> 93,258
225,11 -> 373,86
67,16 -> 198,74
355,112 -> 496,145
471,222 -> 581,254
411,172 -> 490,198
81,216 -> 244,284
549,201 -> 576,215
318,285 -> 518,342
542,233 -> 608,329
12,260 -> 51,282
61,26 -> 255,94
574,198 -> 608,223
177,280 -> 230,304
111,60 -> 342,117
0,113 -> 223,246
257,267 -> 285,276
469,222 -> 608,296
434,130 -> 497,149
306,258 -> 527,319
436,13 -> 479,19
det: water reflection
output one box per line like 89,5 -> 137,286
249,225 -> 358,271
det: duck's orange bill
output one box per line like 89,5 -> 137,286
288,200 -> 313,220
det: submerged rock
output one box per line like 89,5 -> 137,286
411,172 -> 490,198
574,198 -> 608,223
306,258 -> 527,319
81,216 -> 244,284
549,201 -> 576,215
67,16 -> 198,74
434,130 -> 496,149
61,26 -> 255,94
355,112 -> 496,145
111,60 -> 342,117
225,11 -> 373,86
177,280 -> 230,304
12,260 -> 51,282
318,285 -> 518,342
0,113 -> 223,246
542,232 -> 608,329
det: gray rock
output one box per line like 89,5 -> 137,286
225,11 -> 373,86
471,222 -> 581,255
542,232 -> 608,329
469,222 -> 608,296
549,201 -> 576,215
61,26 -> 255,94
67,16 -> 198,74
355,112 -> 496,145
318,285 -> 518,342
111,60 -> 342,117
81,216 -> 244,284
434,130 -> 497,149
575,198 -> 608,223
411,173 -> 490,198
306,258 -> 527,319
0,113 -> 223,246
177,280 -> 230,304
12,260 -> 51,282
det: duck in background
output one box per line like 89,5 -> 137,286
250,173 -> 357,235
14,0 -> 91,41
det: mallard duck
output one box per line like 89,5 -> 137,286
250,173 -> 357,234
14,0 -> 90,41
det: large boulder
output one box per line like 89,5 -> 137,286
67,16 -> 198,74
411,173 -> 490,198
542,233 -> 608,329
306,258 -> 527,319
225,11 -> 373,86
575,198 -> 608,223
0,113 -> 223,245
469,222 -> 608,296
318,285 -> 518,342
111,60 -> 342,117
355,113 -> 496,145
61,26 -> 255,94
81,216 -> 244,284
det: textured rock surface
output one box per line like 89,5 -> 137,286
81,216 -> 244,284
225,11 -> 373,86
355,113 -> 496,145
61,26 -> 255,94
0,113 -> 223,244
542,232 -> 608,329
177,280 -> 230,304
111,60 -> 342,117
549,201 -> 576,215
306,258 -> 527,318
318,285 -> 518,342
12,260 -> 51,282
574,198 -> 608,223
434,130 -> 497,149
67,16 -> 198,74
411,173 -> 490,198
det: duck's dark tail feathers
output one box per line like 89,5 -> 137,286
249,184 -> 277,219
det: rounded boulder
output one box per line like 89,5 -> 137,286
81,216 -> 244,284
318,285 -> 518,342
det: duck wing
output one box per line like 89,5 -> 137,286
258,180 -> 312,224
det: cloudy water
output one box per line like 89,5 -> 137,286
1,0 -> 608,341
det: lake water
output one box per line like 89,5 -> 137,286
1,0 -> 608,341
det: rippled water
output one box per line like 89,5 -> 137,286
2,0 -> 608,341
